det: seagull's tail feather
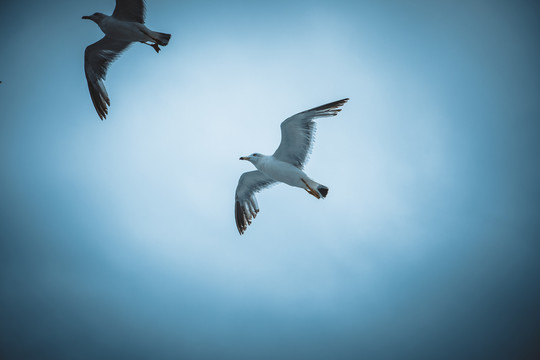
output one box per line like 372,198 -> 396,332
317,185 -> 329,199
152,31 -> 171,46
302,178 -> 328,199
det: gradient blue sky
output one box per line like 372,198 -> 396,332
1,0 -> 539,359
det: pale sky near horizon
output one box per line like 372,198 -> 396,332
1,0 -> 539,359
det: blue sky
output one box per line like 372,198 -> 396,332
1,0 -> 539,359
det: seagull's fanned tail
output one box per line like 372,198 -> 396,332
301,178 -> 328,199
318,185 -> 329,199
145,31 -> 171,53
151,31 -> 171,46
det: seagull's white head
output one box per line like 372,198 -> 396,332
82,12 -> 107,24
239,153 -> 264,165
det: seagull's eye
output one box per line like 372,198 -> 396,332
252,154 -> 257,157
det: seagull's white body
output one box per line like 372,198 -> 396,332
235,98 -> 349,235
250,155 -> 315,189
96,16 -> 163,44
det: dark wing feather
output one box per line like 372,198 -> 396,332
235,171 -> 276,235
84,37 -> 131,120
113,0 -> 146,23
273,98 -> 349,169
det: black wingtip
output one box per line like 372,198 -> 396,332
318,186 -> 329,198
308,98 -> 349,113
235,201 -> 246,235
330,98 -> 349,107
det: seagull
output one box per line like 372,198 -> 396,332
82,0 -> 171,120
235,98 -> 349,235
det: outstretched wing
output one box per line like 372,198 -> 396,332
84,37 -> 131,120
235,170 -> 276,235
273,98 -> 349,169
113,0 -> 146,23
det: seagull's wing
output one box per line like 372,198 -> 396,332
273,98 -> 349,169
84,36 -> 131,120
235,170 -> 276,235
113,0 -> 146,23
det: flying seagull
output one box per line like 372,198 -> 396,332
82,0 -> 171,120
235,98 -> 349,235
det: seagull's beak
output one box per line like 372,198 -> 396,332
239,156 -> 249,161
82,15 -> 91,20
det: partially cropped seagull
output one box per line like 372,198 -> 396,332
82,0 -> 171,120
235,98 -> 349,235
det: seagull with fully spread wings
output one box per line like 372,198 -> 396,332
82,0 -> 171,120
235,98 -> 349,235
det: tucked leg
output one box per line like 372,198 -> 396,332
301,179 -> 321,199
140,41 -> 161,53
150,43 -> 161,53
